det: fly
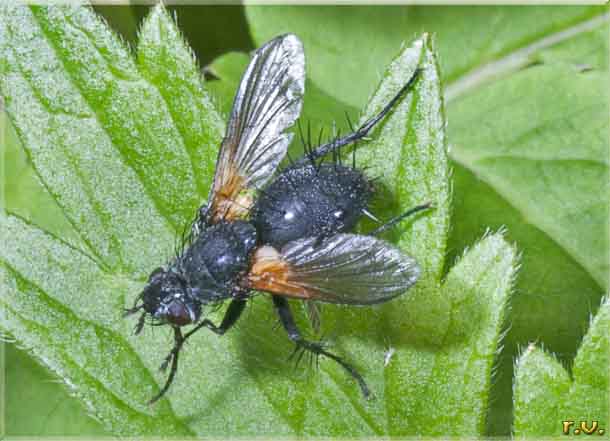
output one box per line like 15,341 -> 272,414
125,34 -> 431,404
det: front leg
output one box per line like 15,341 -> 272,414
149,299 -> 247,405
272,296 -> 371,398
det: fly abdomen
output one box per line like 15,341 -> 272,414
251,163 -> 372,248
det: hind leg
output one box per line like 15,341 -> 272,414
272,296 -> 371,398
296,68 -> 421,166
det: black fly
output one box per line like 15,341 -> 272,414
125,34 -> 430,404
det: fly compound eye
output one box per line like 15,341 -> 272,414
166,299 -> 194,326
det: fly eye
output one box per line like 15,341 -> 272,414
166,300 -> 193,326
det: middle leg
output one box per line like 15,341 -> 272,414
272,296 -> 371,398
369,202 -> 434,236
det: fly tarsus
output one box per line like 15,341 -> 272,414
149,327 -> 184,405
273,295 -> 371,399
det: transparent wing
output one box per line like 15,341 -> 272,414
304,301 -> 322,333
248,234 -> 420,305
207,34 -> 305,223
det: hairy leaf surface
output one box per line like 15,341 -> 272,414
513,298 -> 609,437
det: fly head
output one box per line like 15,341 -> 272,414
135,268 -> 202,329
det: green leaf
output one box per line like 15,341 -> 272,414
0,215 -> 192,436
513,297 -> 609,437
245,7 -> 609,435
245,5 -> 604,109
5,343 -> 105,435
1,4 -> 516,436
137,4 -> 224,198
1,110 -> 79,245
1,79 -> 105,436
449,30 -> 609,290
92,4 -> 255,69
0,3 -> 197,276
446,18 -> 609,433
449,163 -> 606,433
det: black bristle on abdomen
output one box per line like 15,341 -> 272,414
251,163 -> 373,249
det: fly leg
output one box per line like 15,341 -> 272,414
160,298 -> 247,370
149,326 -> 184,405
272,296 -> 371,399
296,67 -> 422,166
149,299 -> 247,405
369,202 -> 434,236
189,298 -> 247,337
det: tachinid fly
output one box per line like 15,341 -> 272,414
125,34 -> 431,404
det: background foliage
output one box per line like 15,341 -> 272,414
2,3 -> 608,437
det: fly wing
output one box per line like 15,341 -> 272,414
304,301 -> 322,333
248,234 -> 420,305
207,34 -> 305,223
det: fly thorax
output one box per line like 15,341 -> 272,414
180,221 -> 258,302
